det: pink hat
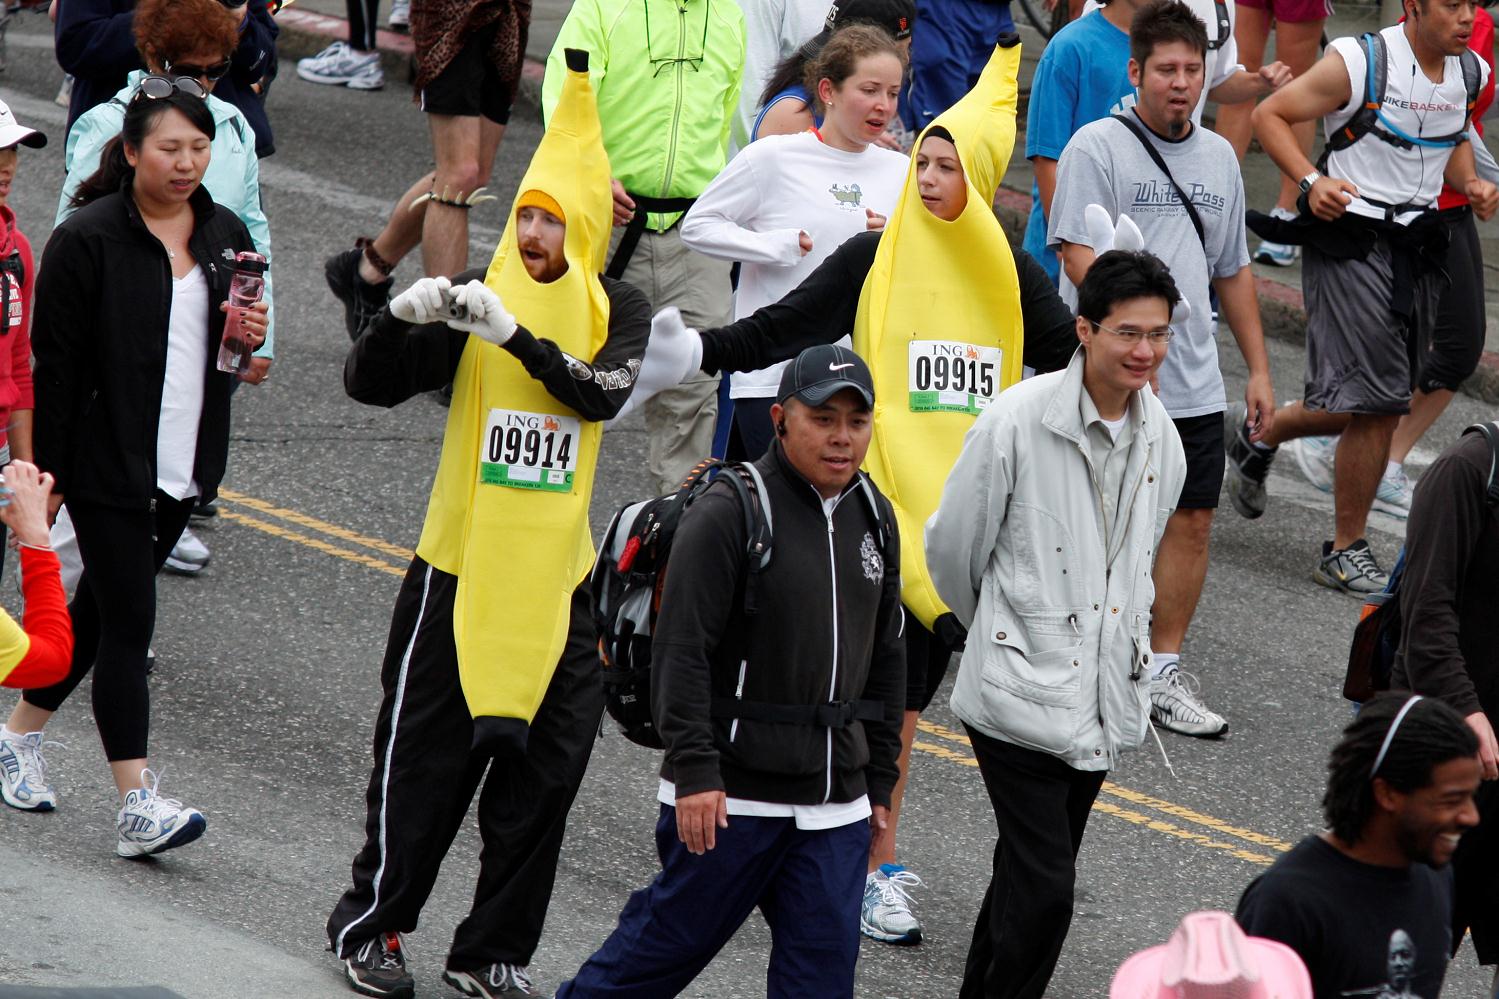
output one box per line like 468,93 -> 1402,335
1110,911 -> 1313,999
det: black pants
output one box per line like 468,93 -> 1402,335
1415,206 -> 1484,394
1452,776 -> 1499,964
327,557 -> 604,971
905,609 -> 959,712
960,728 -> 1105,999
23,493 -> 196,762
346,0 -> 382,51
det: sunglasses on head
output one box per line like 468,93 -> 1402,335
163,58 -> 233,82
131,75 -> 209,103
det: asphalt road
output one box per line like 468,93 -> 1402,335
0,14 -> 1494,997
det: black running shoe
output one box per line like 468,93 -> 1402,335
1223,403 -> 1276,520
1313,539 -> 1389,596
190,500 -> 218,522
443,963 -> 544,998
325,243 -> 393,342
345,932 -> 415,999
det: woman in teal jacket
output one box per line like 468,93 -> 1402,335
57,0 -> 274,377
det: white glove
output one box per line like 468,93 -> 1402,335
607,307 -> 704,427
389,276 -> 451,326
1083,204 -> 1144,255
449,279 -> 518,346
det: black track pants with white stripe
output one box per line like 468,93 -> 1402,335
327,556 -> 603,970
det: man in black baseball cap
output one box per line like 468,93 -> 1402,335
558,341 -> 904,997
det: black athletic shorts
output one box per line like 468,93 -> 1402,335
419,22 -> 516,124
1413,206 -> 1484,394
1173,411 -> 1226,510
905,608 -> 960,712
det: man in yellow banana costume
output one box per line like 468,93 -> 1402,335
655,35 -> 1082,945
326,50 -> 657,999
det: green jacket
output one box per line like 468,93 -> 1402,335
543,0 -> 745,232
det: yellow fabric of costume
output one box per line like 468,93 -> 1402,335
415,50 -> 613,725
853,41 -> 1025,630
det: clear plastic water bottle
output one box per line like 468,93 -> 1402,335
216,251 -> 268,374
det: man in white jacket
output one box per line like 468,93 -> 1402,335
925,249 -> 1187,999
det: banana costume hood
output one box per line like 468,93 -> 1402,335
416,48 -> 613,750
853,37 -> 1025,631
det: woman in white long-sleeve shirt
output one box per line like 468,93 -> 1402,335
681,24 -> 908,457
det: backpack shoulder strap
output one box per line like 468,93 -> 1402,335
1462,421 -> 1499,508
722,462 -> 774,614
853,472 -> 895,570
1320,32 -> 1385,167
1208,0 -> 1230,51
1460,47 -> 1482,129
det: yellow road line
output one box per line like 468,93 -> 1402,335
215,486 -> 1290,865
218,488 -> 415,562
915,720 -> 1293,856
911,739 -> 1277,866
217,509 -> 406,577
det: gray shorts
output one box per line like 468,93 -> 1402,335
1302,237 -> 1441,416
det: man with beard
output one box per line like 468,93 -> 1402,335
1236,694 -> 1482,999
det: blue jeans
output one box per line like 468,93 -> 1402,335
558,805 -> 870,998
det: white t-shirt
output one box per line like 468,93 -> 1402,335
657,779 -> 872,830
156,265 -> 208,501
680,130 -> 907,398
730,0 -> 829,155
1080,0 -> 1242,123
1325,26 -> 1490,223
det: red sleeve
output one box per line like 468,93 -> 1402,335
11,228 -> 33,411
0,547 -> 73,689
1439,13 -> 1495,208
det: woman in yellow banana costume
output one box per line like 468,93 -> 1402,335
327,49 -> 661,992
665,35 -> 1086,939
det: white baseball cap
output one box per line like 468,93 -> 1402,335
0,99 -> 46,150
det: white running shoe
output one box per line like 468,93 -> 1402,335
116,769 -> 207,858
860,864 -> 924,945
1149,667 -> 1228,738
296,41 -> 384,90
1291,435 -> 1336,494
1373,465 -> 1413,519
1253,207 -> 1301,267
0,731 -> 59,811
387,0 -> 409,31
164,526 -> 210,576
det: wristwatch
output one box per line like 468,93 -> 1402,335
1299,171 -> 1322,194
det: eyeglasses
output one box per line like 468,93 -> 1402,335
1090,320 -> 1173,345
131,75 -> 209,102
164,58 -> 232,82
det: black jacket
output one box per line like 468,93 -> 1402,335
699,229 -> 1080,378
33,186 -> 255,509
652,444 -> 907,809
57,0 -> 279,157
343,269 -> 652,419
1392,430 -> 1499,721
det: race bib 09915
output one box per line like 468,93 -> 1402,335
908,341 -> 1000,415
479,408 -> 581,492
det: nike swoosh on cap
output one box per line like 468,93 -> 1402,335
829,362 -> 854,371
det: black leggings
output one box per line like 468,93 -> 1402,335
347,0 -> 382,52
23,493 -> 196,761
1414,206 -> 1484,394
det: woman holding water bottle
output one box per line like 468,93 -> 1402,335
0,81 -> 264,858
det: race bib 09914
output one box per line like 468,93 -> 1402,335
479,408 -> 581,492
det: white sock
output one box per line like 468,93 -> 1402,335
1151,652 -> 1179,680
1385,460 -> 1402,478
0,725 -> 26,742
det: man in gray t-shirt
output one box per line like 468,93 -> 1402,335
1048,0 -> 1276,742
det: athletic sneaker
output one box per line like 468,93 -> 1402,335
1253,207 -> 1300,267
1223,404 -> 1276,520
443,963 -> 541,998
191,500 -> 218,522
345,932 -> 415,999
296,41 -> 384,90
1373,465 -> 1414,519
163,527 -> 210,576
1291,435 -> 1336,493
1313,539 -> 1389,596
325,244 -> 394,341
0,730 -> 58,811
860,864 -> 924,945
115,769 -> 207,858
387,0 -> 409,32
55,72 -> 73,108
1149,666 -> 1227,738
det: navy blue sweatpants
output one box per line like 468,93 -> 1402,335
903,0 -> 1016,131
558,805 -> 870,998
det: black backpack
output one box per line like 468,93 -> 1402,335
1344,422 -> 1499,702
590,457 -> 890,748
1317,32 -> 1481,176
